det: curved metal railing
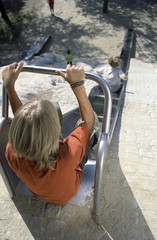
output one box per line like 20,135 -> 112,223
2,66 -> 112,134
2,66 -> 112,216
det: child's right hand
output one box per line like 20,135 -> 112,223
2,62 -> 24,91
56,64 -> 85,84
121,75 -> 128,80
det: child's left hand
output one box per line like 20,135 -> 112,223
2,62 -> 24,91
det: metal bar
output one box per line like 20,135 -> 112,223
93,133 -> 108,215
2,83 -> 8,118
21,66 -> 112,135
108,85 -> 125,144
2,66 -> 112,134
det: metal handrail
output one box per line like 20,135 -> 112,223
1,66 -> 112,215
2,83 -> 8,119
93,132 -> 108,215
2,66 -> 112,135
23,66 -> 113,134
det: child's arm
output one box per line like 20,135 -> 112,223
56,65 -> 94,132
2,62 -> 24,115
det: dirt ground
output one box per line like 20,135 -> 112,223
0,0 -> 157,240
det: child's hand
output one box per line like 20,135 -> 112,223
2,62 -> 24,91
56,64 -> 85,84
121,75 -> 128,80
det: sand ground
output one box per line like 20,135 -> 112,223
0,0 -> 157,239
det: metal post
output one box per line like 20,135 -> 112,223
93,133 -> 108,215
2,83 -> 8,118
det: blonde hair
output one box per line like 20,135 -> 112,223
9,100 -> 61,171
108,56 -> 120,68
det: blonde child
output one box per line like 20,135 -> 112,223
2,62 -> 99,206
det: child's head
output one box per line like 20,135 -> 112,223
9,100 -> 61,170
108,56 -> 120,68
67,50 -> 71,54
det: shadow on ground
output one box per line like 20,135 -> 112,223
74,0 -> 157,62
0,0 -> 157,65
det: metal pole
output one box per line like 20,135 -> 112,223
93,133 -> 108,215
2,83 -> 8,118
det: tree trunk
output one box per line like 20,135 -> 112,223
0,0 -> 18,40
103,0 -> 109,13
0,0 -> 14,28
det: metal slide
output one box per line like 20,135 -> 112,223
0,29 -> 135,216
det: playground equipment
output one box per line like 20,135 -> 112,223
0,29 -> 135,216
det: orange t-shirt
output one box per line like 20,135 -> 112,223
5,123 -> 90,205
